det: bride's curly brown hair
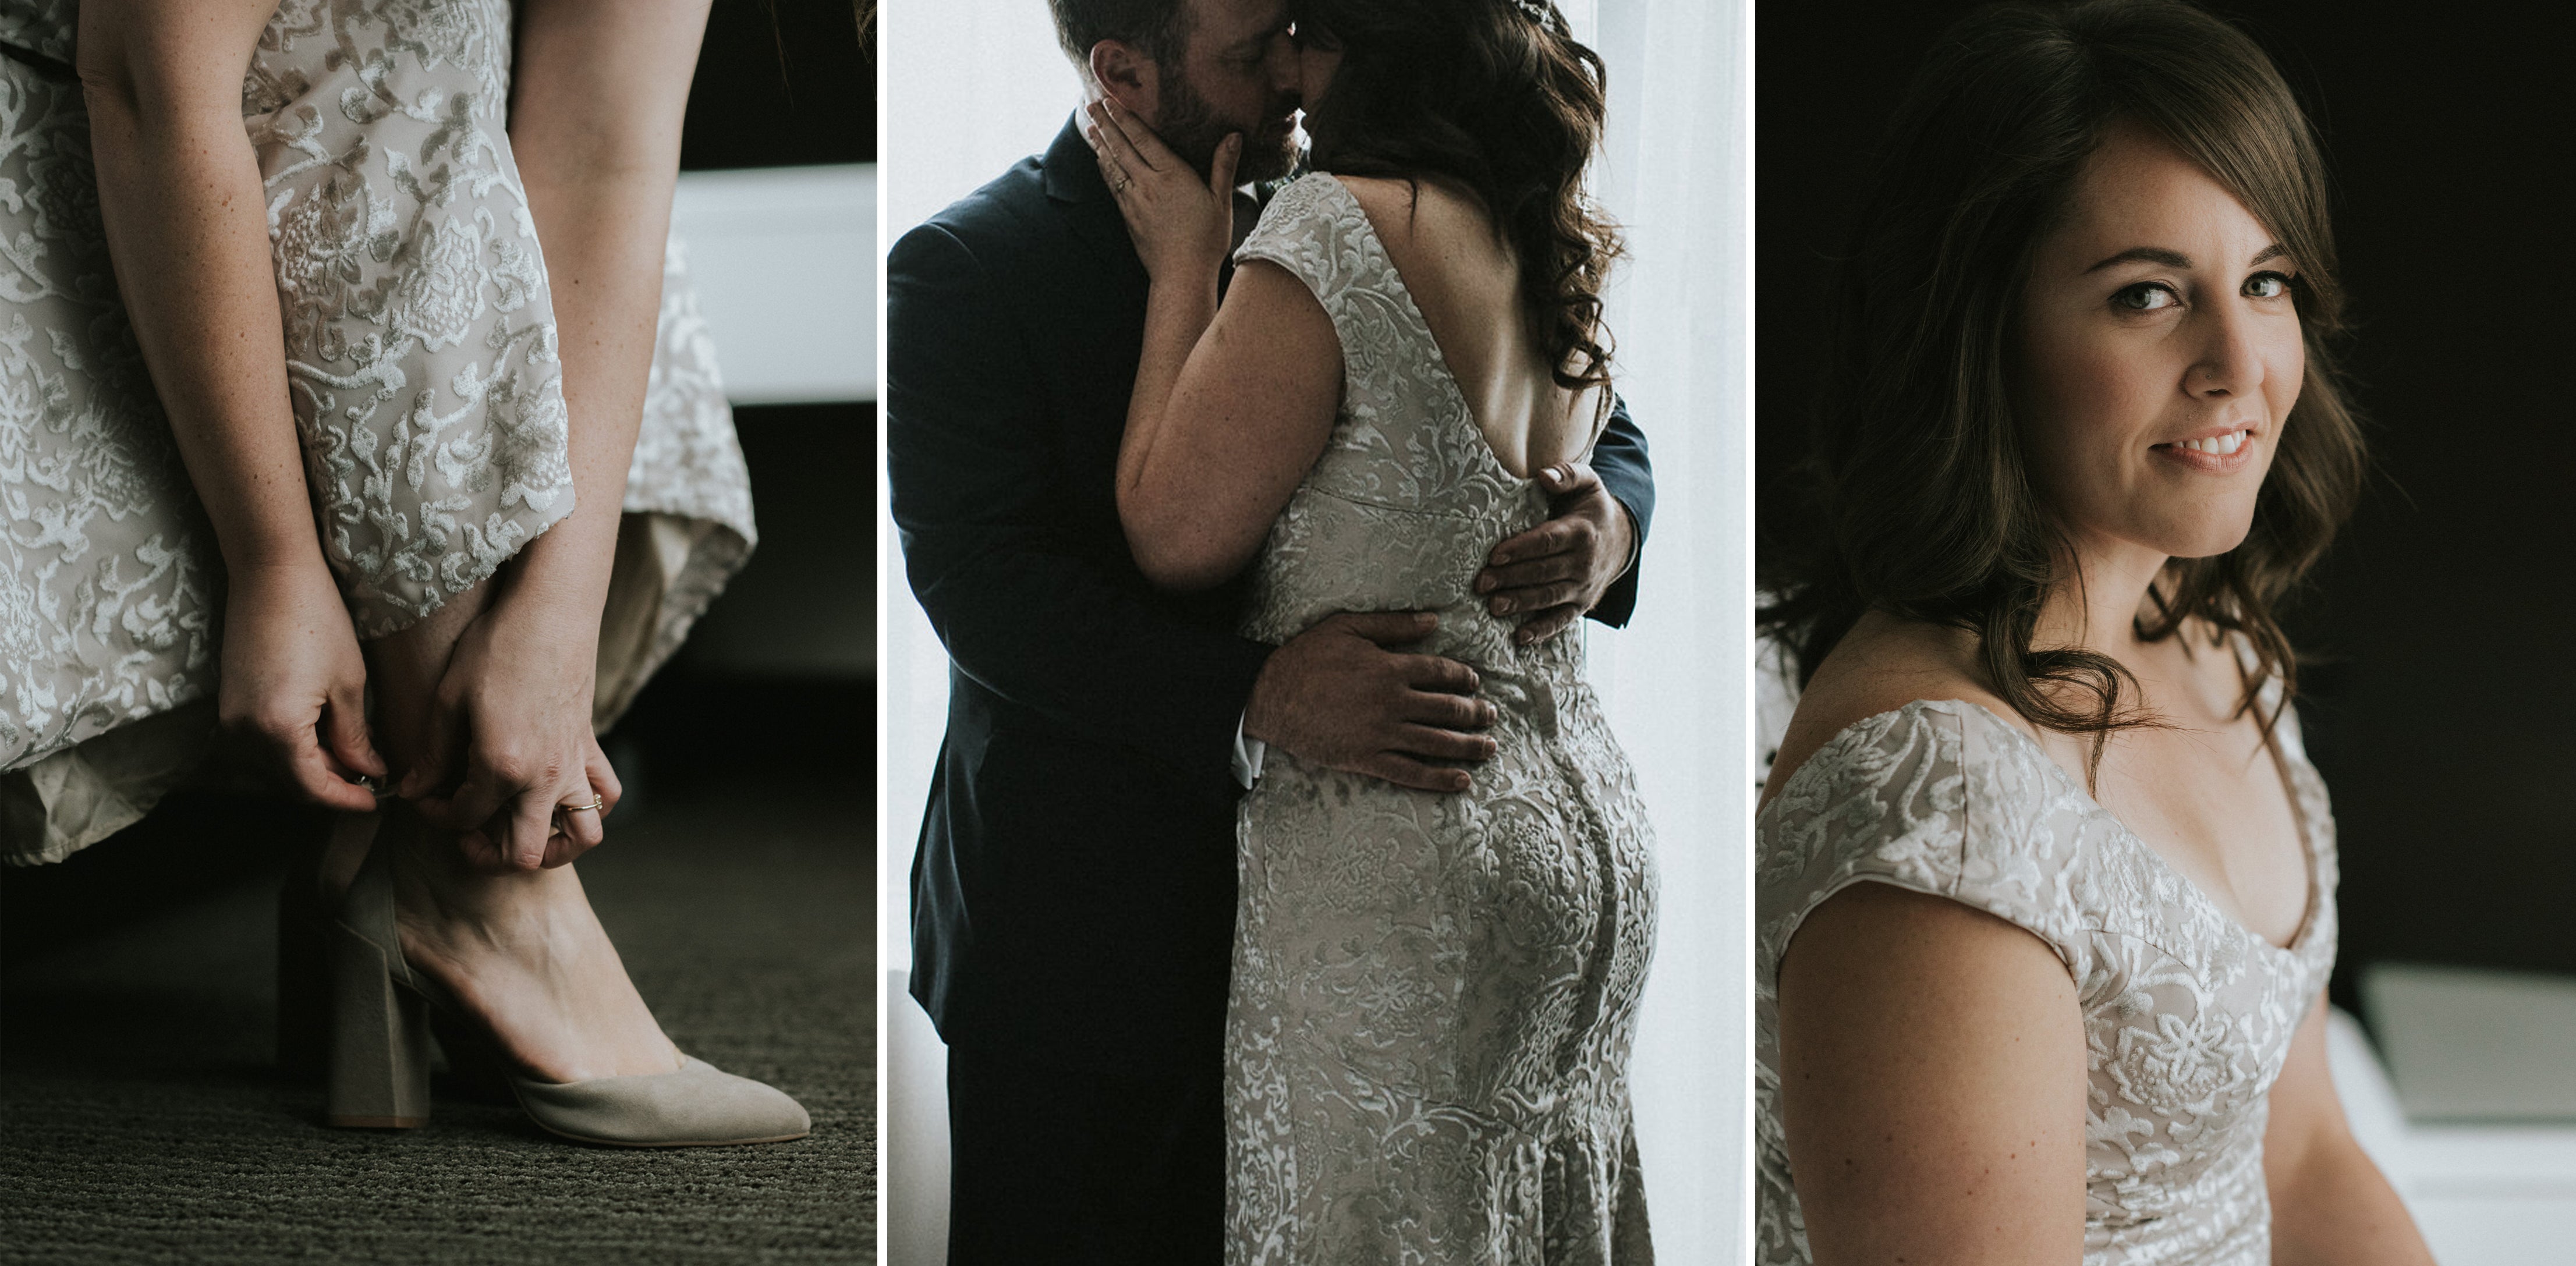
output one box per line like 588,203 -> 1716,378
1293,0 -> 1621,394
1763,0 -> 2366,771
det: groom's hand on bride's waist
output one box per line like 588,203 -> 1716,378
1243,612 -> 1497,795
1476,462 -> 1637,646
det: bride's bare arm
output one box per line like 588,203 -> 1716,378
397,0 -> 712,868
77,0 -> 384,811
2265,997 -> 2437,1265
1086,99 -> 1341,591
1776,882 -> 2089,1265
498,0 -> 710,615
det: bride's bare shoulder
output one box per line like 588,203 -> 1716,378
1330,175 -> 1487,249
1764,614 -> 2028,803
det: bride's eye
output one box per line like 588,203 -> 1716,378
2111,282 -> 2180,313
2243,271 -> 2293,300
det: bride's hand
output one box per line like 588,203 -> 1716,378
218,560 -> 385,812
1087,97 -> 1242,284
397,587 -> 620,871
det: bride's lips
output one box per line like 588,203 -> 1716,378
2151,423 -> 2261,474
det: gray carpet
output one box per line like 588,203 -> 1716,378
0,786 -> 874,1264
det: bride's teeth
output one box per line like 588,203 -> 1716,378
2172,431 -> 2247,456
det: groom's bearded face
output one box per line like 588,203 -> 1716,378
1151,2 -> 1303,185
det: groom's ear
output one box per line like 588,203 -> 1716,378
1087,39 -> 1161,122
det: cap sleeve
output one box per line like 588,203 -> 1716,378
1756,699 -> 2099,987
1234,173 -> 1380,348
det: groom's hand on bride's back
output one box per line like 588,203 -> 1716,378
1477,462 -> 1636,646
1244,612 -> 1497,794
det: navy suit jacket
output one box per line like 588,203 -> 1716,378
887,118 -> 1655,1067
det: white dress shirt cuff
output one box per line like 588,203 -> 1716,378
1232,714 -> 1267,789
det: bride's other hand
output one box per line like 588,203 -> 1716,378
79,1 -> 383,811
219,561 -> 385,813
1087,97 -> 1241,284
1476,462 -> 1636,645
398,590 -> 620,871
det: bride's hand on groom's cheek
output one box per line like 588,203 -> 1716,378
1244,611 -> 1498,795
1477,462 -> 1635,645
1085,97 -> 1240,283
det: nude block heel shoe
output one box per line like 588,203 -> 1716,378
325,821 -> 433,1129
317,806 -> 810,1147
281,810 -> 379,1083
504,1055 -> 811,1148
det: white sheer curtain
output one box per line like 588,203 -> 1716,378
878,2 -> 1749,1258
1569,1 -> 1751,1259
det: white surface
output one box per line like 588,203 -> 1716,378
2362,962 -> 2576,1120
878,1 -> 1751,1261
882,4 -> 1085,244
669,164 -> 874,404
1579,1 -> 1753,1260
887,971 -> 952,1266
2327,1005 -> 2576,1264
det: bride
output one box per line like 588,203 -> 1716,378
1087,1 -> 1656,1259
1757,2 -> 2431,1262
1,0 -> 800,1145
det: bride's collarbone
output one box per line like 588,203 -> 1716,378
2057,712 -> 2311,949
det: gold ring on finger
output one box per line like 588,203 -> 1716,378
555,794 -> 605,818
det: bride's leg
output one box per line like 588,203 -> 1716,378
363,576 -> 684,1083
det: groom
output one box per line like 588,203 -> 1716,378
886,1 -> 1656,1260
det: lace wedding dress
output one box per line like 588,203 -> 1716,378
1753,694 -> 2338,1265
0,0 -> 753,861
1224,173 -> 1659,1264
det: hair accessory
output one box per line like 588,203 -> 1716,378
1513,0 -> 1554,22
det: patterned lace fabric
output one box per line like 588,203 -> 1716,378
1225,173 -> 1659,1264
0,1 -> 753,861
1753,697 -> 2338,1265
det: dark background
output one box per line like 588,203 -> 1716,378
1760,2 -> 2576,1006
654,0 -> 873,791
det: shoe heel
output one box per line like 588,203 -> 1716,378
326,916 -> 433,1128
282,811 -> 380,1081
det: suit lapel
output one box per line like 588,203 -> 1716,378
1043,116 -> 1150,289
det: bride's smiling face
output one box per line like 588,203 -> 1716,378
2015,122 -> 2305,563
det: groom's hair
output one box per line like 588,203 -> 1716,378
1048,0 -> 1191,77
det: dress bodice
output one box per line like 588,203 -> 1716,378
1753,697 -> 2339,1265
1232,174 -> 1576,696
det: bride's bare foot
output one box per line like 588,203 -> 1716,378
379,811 -> 682,1084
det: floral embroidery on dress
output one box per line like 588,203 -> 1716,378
0,1 -> 754,863
1753,696 -> 2338,1265
0,44 -> 219,786
1225,173 -> 1658,1265
247,0 -> 572,636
